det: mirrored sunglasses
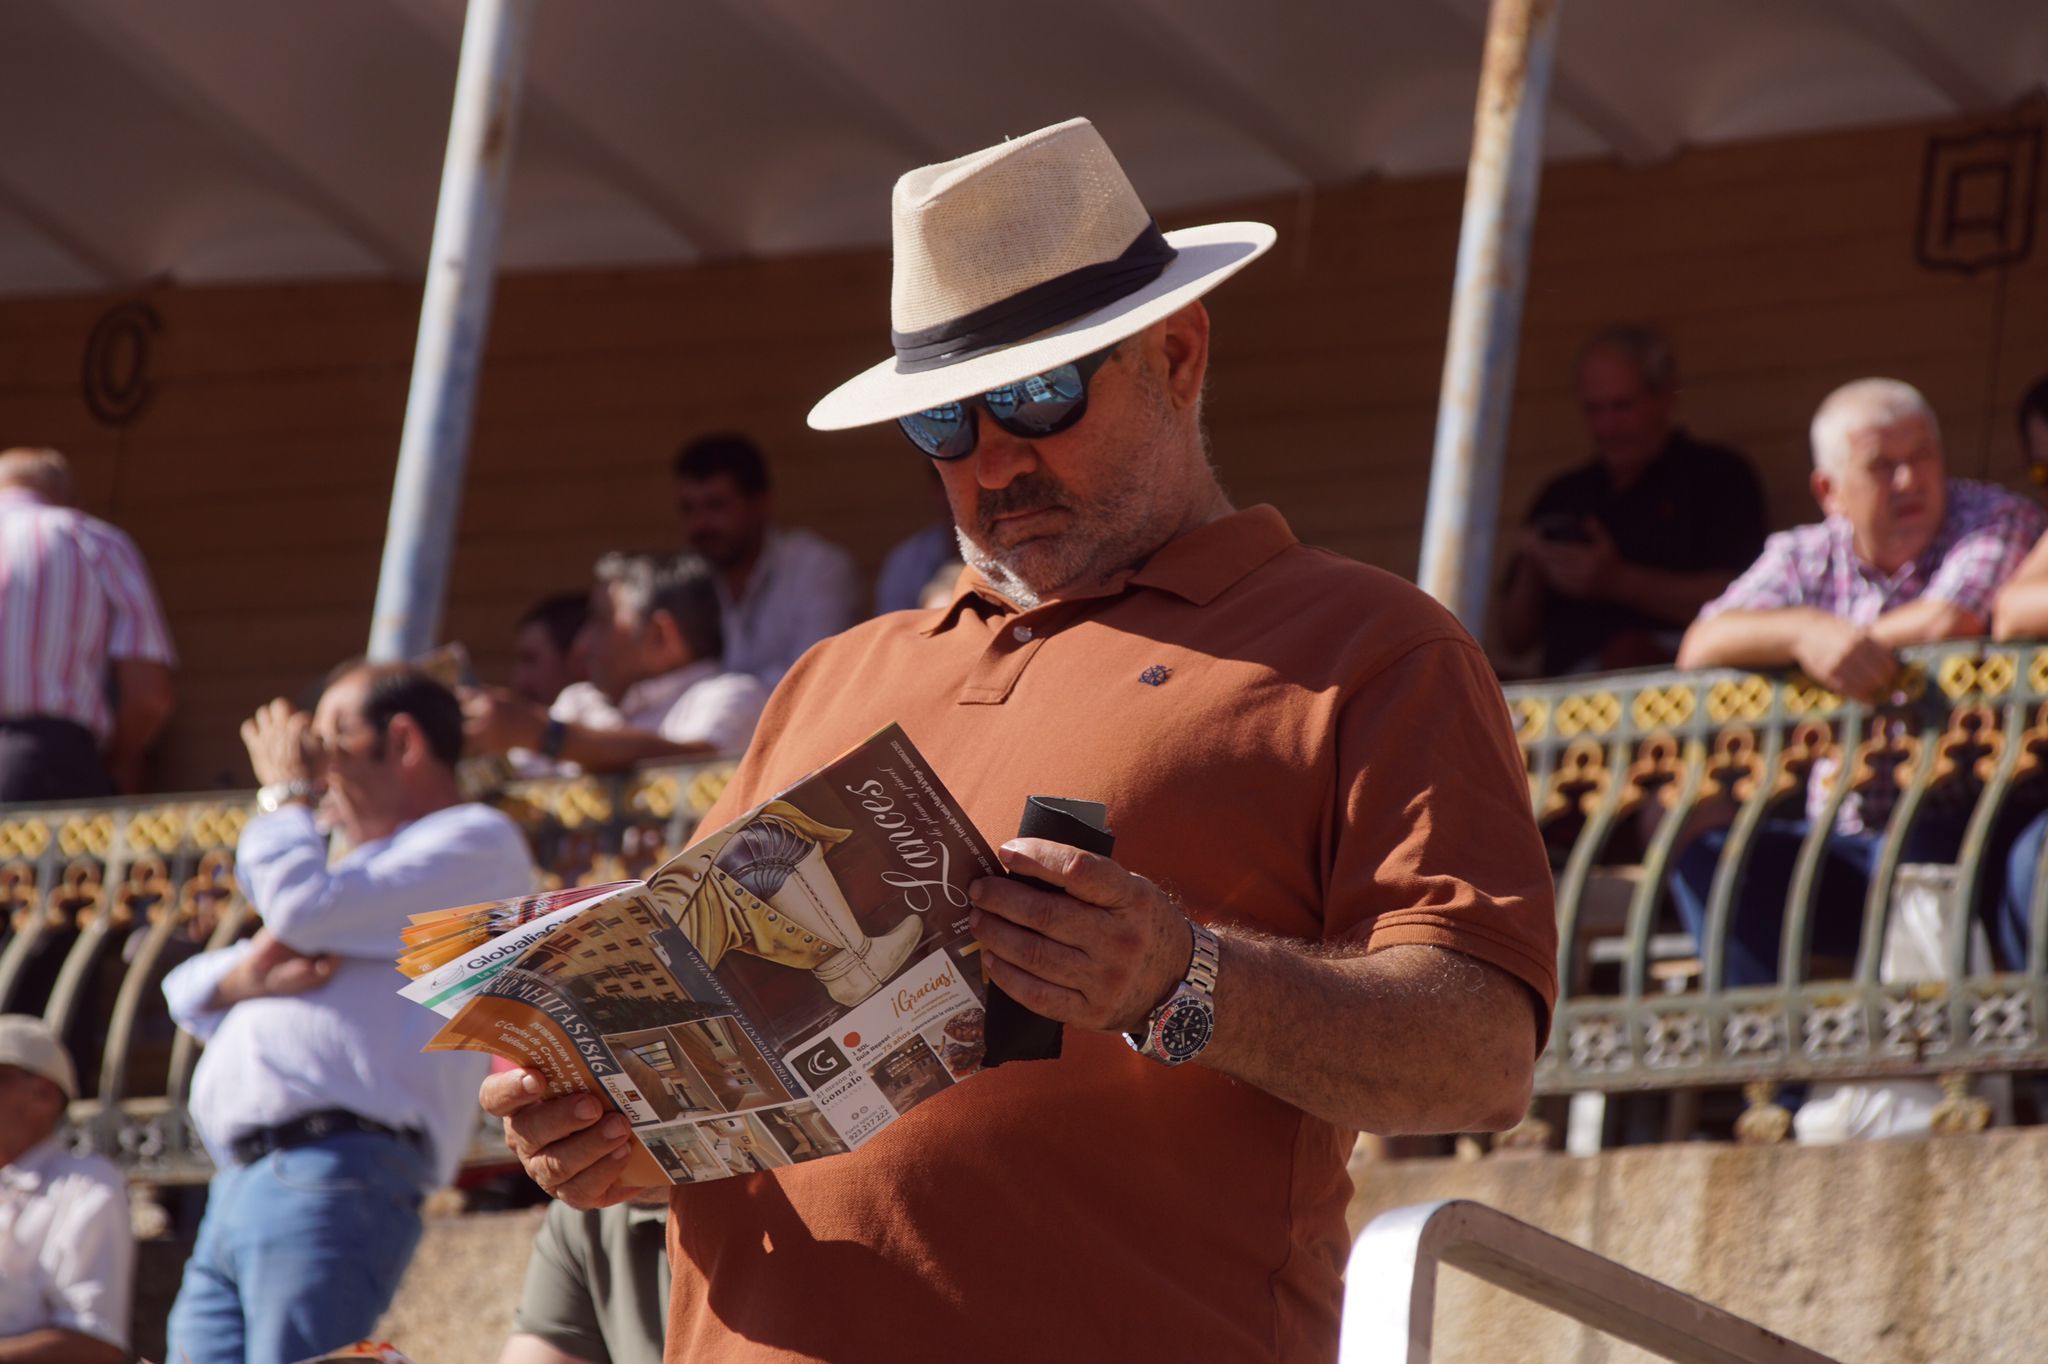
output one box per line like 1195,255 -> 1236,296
896,346 -> 1117,461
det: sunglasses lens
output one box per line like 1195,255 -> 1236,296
899,404 -> 976,460
985,364 -> 1086,434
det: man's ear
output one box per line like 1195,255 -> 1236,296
1156,300 -> 1211,412
385,713 -> 430,770
1810,467 -> 1836,518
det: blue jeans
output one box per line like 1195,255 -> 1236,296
167,1132 -> 429,1364
1998,810 -> 2048,972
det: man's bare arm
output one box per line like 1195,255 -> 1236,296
1868,596 -> 1986,648
1676,607 -> 1836,671
969,842 -> 1535,1135
1199,935 -> 1533,1133
106,657 -> 174,793
499,1334 -> 598,1364
553,723 -> 714,774
0,1328 -> 129,1364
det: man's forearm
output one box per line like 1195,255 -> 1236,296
0,1328 -> 129,1364
1198,937 -> 1536,1135
557,723 -> 714,774
1676,608 -> 1835,671
1605,563 -> 1736,627
1869,596 -> 1985,649
1995,580 -> 2048,641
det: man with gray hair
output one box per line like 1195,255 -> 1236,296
0,446 -> 177,799
1671,378 -> 2045,987
464,551 -> 766,773
1500,325 -> 1766,675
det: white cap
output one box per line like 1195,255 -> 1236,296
0,1014 -> 77,1100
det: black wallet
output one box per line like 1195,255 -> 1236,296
981,795 -> 1115,1067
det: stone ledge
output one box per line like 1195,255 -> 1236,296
1346,1128 -> 2048,1363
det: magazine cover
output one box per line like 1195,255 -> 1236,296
399,724 -> 1000,1187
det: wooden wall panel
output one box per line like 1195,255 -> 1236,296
0,110 -> 2042,790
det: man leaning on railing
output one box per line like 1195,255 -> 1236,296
1670,378 -> 2046,986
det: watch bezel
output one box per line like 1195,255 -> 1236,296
1153,996 -> 1215,1062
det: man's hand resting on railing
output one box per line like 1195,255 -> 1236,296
1679,607 -> 1901,704
1788,615 -> 1899,703
207,928 -> 336,1009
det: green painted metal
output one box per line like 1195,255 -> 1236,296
1508,641 -> 2048,1098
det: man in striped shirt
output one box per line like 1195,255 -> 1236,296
0,447 -> 176,801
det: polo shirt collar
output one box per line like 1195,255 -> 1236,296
920,504 -> 1296,634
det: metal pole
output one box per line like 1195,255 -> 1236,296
1416,0 -> 1560,632
367,0 -> 536,661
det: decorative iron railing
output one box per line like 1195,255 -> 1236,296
1513,640 -> 2048,1140
0,761 -> 732,1182
20,638 -> 2048,1176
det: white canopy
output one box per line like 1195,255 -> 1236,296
0,0 -> 2041,299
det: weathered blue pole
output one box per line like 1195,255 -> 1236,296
368,0 -> 536,661
1417,0 -> 1561,632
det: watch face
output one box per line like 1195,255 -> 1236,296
1158,1001 -> 1213,1060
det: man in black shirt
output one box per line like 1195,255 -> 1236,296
1499,325 -> 1767,676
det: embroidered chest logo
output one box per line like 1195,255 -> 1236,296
1139,665 -> 1172,687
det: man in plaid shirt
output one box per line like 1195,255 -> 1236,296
1671,378 -> 2045,985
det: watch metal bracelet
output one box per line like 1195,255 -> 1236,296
1186,921 -> 1220,995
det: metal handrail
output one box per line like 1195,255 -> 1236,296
0,759 -> 731,1181
1340,1200 -> 1838,1363
1510,639 -> 2048,1135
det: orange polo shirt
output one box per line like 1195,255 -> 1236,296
665,504 -> 1557,1363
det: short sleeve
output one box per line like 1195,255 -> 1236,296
1327,635 -> 1558,1044
513,1203 -> 610,1361
658,673 -> 768,755
92,524 -> 176,665
1922,496 -> 2048,621
1697,530 -> 1805,620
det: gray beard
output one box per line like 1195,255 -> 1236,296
955,527 -> 1042,609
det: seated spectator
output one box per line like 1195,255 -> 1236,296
1671,378 -> 2047,985
1981,377 -> 2048,970
873,470 -> 961,616
0,1015 -> 134,1364
512,592 -> 591,706
499,1196 -> 670,1364
672,434 -> 857,685
0,447 -> 176,799
466,552 -> 766,773
1499,327 -> 1766,676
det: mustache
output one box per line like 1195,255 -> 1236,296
975,473 -> 1068,527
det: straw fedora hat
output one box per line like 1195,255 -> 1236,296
808,117 -> 1275,430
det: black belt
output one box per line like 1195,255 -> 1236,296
228,1108 -> 427,1166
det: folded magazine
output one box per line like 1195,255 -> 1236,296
397,725 -> 998,1187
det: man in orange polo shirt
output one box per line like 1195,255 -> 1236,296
484,117 -> 1557,1362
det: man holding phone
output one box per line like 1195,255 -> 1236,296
1499,325 -> 1767,675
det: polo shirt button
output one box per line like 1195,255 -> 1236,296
1012,624 -> 1034,643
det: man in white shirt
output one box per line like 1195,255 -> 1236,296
671,434 -> 858,686
464,552 -> 767,773
162,664 -> 535,1364
0,1015 -> 133,1364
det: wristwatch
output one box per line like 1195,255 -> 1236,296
256,780 -> 317,814
1125,921 -> 1220,1066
